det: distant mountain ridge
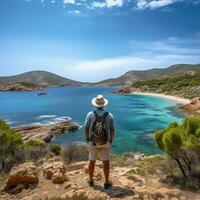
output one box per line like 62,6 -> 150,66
0,70 -> 87,87
0,64 -> 200,87
95,64 -> 200,86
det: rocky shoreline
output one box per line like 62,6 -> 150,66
0,83 -> 45,92
13,120 -> 80,143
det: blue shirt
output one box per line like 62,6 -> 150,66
84,109 -> 115,141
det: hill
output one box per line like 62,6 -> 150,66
95,64 -> 200,86
114,72 -> 200,100
0,71 -> 86,87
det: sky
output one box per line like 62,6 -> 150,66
0,0 -> 200,82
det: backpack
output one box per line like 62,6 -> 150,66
90,111 -> 109,146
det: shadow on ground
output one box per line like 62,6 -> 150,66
93,184 -> 134,198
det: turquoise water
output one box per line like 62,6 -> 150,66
0,86 -> 184,154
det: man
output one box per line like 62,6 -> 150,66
85,94 -> 115,189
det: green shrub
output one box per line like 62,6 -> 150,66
154,116 -> 200,190
50,144 -> 62,155
62,143 -> 88,164
0,120 -> 24,171
24,139 -> 46,147
24,140 -> 48,161
0,120 -> 53,171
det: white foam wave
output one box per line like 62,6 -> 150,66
33,116 -> 72,126
5,119 -> 16,125
38,115 -> 57,119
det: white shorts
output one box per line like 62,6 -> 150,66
88,142 -> 111,161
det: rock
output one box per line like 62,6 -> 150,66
166,188 -> 181,198
179,97 -> 200,114
113,86 -> 132,94
13,120 -> 80,143
2,162 -> 38,192
52,172 -> 66,184
123,152 -> 145,161
180,197 -> 187,200
150,191 -> 165,199
93,171 -> 102,181
43,162 -> 66,184
64,183 -> 71,189
8,184 -> 24,194
0,82 -> 44,92
127,175 -> 144,184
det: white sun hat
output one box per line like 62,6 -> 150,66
91,94 -> 108,107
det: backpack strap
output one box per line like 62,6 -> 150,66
93,111 -> 98,118
93,111 -> 109,120
103,111 -> 109,120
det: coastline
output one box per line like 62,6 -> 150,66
131,92 -> 190,104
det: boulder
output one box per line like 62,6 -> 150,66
179,97 -> 200,114
52,172 -> 66,184
113,86 -> 132,94
43,162 -> 66,184
2,162 -> 38,192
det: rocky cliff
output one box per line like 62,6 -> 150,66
1,154 -> 199,200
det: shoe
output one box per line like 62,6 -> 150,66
88,180 -> 94,187
104,182 -> 112,189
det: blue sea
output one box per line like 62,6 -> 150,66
0,86 -> 184,155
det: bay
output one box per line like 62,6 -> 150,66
0,86 -> 184,154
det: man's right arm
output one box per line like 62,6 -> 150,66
85,127 -> 90,142
109,113 -> 115,144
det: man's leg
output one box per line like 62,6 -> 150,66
102,147 -> 112,189
103,160 -> 110,183
88,146 -> 97,185
88,160 -> 95,182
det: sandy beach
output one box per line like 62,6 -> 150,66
131,92 -> 190,104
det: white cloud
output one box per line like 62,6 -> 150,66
106,0 -> 123,7
68,10 -> 81,14
74,54 -> 199,72
192,0 -> 200,5
69,53 -> 199,81
90,0 -> 124,9
63,0 -> 75,4
136,0 -> 148,9
91,1 -> 106,8
68,35 -> 200,81
136,0 -> 180,10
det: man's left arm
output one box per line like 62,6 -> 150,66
110,128 -> 115,144
84,113 -> 91,142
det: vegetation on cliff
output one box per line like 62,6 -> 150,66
155,116 -> 200,190
0,120 -> 63,171
131,72 -> 200,99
